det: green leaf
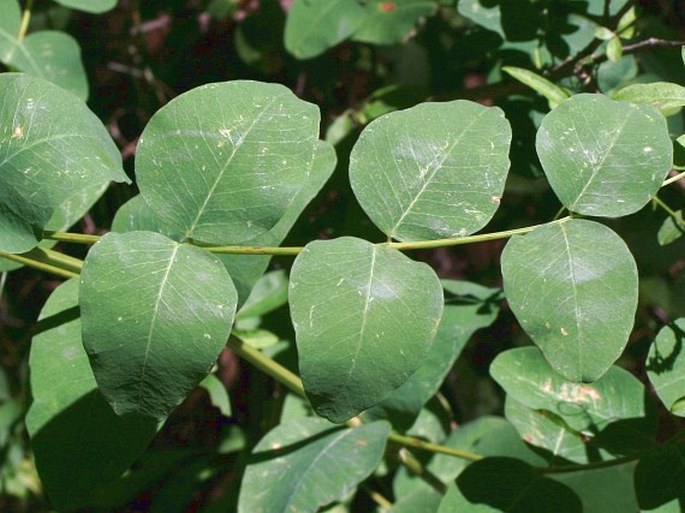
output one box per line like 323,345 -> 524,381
199,373 -> 231,417
367,280 -> 500,427
114,140 -> 335,305
501,219 -> 638,382
634,442 -> 685,510
389,489 -> 443,513
351,0 -> 438,45
657,211 -> 684,246
504,397 -> 590,464
536,93 -> 672,217
53,0 -> 117,13
80,231 -> 237,420
491,347 -> 655,448
0,3 -> 88,99
289,237 -> 443,422
25,279 -> 158,511
349,101 -> 511,241
238,418 -> 390,513
612,82 -> 685,116
236,269 -> 289,319
646,319 -> 685,416
551,462 -> 639,513
136,80 -> 322,246
0,73 -> 127,253
502,66 -> 570,109
284,0 -> 367,59
442,457 -> 581,513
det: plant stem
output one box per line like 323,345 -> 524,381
396,447 -> 448,494
226,336 -> 306,397
0,251 -> 78,279
663,170 -> 685,187
389,433 -> 482,462
384,216 -> 571,251
44,231 -> 101,244
653,195 -> 685,229
18,0 -> 34,40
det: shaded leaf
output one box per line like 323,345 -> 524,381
491,347 -> 655,450
289,237 -> 443,422
551,462 -> 639,513
136,80 -> 321,246
501,219 -> 638,382
536,94 -> 672,217
443,457 -> 582,513
351,0 -> 438,45
284,0 -> 367,59
26,279 -> 158,511
0,73 -> 127,253
238,418 -> 390,513
199,374 -> 231,417
657,211 -> 684,246
503,66 -> 570,108
236,269 -> 289,319
80,231 -> 237,420
635,442 -> 685,510
646,319 -> 685,416
367,280 -> 500,427
349,100 -> 511,241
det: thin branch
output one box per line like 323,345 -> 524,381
663,170 -> 685,187
18,0 -> 34,40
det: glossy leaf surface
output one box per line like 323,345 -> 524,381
0,73 -> 127,253
136,81 -> 321,246
350,101 -> 511,241
290,237 -> 443,422
536,94 -> 672,217
80,231 -> 237,420
238,418 -> 390,513
26,279 -> 158,511
646,319 -> 685,416
501,219 -> 638,382
491,347 -> 654,446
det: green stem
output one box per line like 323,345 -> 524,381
18,0 -> 34,40
226,336 -> 306,397
396,447 -> 448,495
384,217 -> 571,251
0,251 -> 78,279
663,170 -> 685,187
653,195 -> 685,229
44,231 -> 100,245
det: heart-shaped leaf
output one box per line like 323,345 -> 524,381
239,418 -> 390,513
0,73 -> 127,253
501,219 -> 638,382
26,279 -> 158,511
136,80 -> 321,246
80,231 -> 237,420
350,100 -> 511,241
536,93 -> 672,217
289,237 -> 443,422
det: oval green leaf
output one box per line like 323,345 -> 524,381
536,93 -> 672,217
53,0 -> 117,13
136,80 -> 321,246
0,73 -> 127,253
349,101 -> 511,241
26,279 -> 158,511
491,347 -> 655,446
238,418 -> 390,513
612,82 -> 685,115
289,237 -> 444,422
351,0 -> 438,45
501,219 -> 638,382
80,231 -> 237,420
646,319 -> 685,416
284,0 -> 367,59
